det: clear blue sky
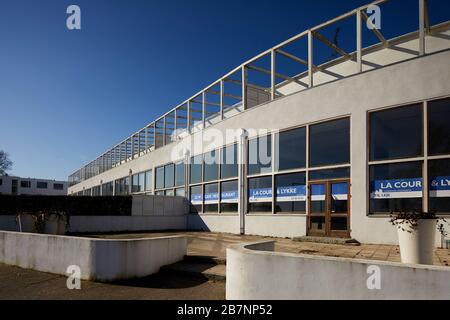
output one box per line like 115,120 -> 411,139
0,0 -> 448,181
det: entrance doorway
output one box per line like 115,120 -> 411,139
308,179 -> 350,238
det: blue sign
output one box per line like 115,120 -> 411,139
204,192 -> 219,204
276,185 -> 306,202
430,176 -> 450,198
248,188 -> 272,203
311,184 -> 325,201
331,182 -> 348,200
190,193 -> 202,204
370,178 -> 422,199
221,190 -> 238,203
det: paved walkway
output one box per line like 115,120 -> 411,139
0,263 -> 224,300
89,231 -> 450,267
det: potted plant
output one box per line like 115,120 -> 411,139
390,209 -> 448,265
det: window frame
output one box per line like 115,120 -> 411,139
367,97 -> 450,216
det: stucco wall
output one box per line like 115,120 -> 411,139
226,241 -> 450,300
0,231 -> 187,281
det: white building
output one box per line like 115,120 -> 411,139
68,1 -> 450,244
0,175 -> 68,196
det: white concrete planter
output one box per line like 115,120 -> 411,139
397,219 -> 436,265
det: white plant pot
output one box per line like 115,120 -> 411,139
397,219 -> 436,265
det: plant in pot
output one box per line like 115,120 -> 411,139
390,209 -> 448,265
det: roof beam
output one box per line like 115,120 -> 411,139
247,64 -> 309,88
312,31 -> 352,60
361,11 -> 387,46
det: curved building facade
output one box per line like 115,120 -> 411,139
68,1 -> 450,244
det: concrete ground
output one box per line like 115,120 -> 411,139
1,231 -> 448,299
87,231 -> 450,267
0,263 -> 225,300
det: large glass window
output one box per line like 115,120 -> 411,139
190,185 -> 202,213
204,183 -> 219,212
275,173 -> 306,213
175,162 -> 185,187
369,162 -> 422,214
190,155 -> 202,184
131,173 -> 145,193
115,177 -> 129,195
429,159 -> 450,213
309,167 -> 350,181
92,185 -> 101,196
277,127 -> 306,171
221,144 -> 238,179
204,150 -> 219,182
248,135 -> 272,175
102,181 -> 113,196
370,104 -> 422,161
164,163 -> 174,188
220,180 -> 238,213
155,166 -> 165,189
248,176 -> 272,213
175,187 -> 185,197
145,170 -> 153,192
310,118 -> 350,167
428,98 -> 450,156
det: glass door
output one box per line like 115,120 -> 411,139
308,179 -> 350,237
308,182 -> 327,236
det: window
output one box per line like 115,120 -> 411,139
248,135 -> 272,175
102,182 -> 113,196
145,170 -> 153,192
248,176 -> 272,213
275,173 -> 306,213
131,173 -> 145,193
131,174 -> 142,193
92,185 -> 101,196
309,167 -> 350,181
277,127 -> 306,171
190,185 -> 202,213
190,155 -> 202,184
155,190 -> 164,196
310,118 -> 350,167
114,177 -> 129,195
428,98 -> 450,156
84,188 -> 91,196
370,104 -> 422,161
155,166 -> 165,189
53,183 -> 64,190
20,180 -> 31,188
165,189 -> 174,196
37,181 -> 48,189
164,164 -> 174,188
174,162 -> 185,187
220,180 -> 238,213
429,159 -> 450,213
204,183 -> 219,212
175,187 -> 185,197
204,150 -> 219,182
221,144 -> 238,179
369,162 -> 422,214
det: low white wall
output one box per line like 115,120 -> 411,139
0,231 -> 187,282
226,241 -> 450,300
69,215 -> 187,233
187,214 -> 240,234
245,215 -> 307,238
